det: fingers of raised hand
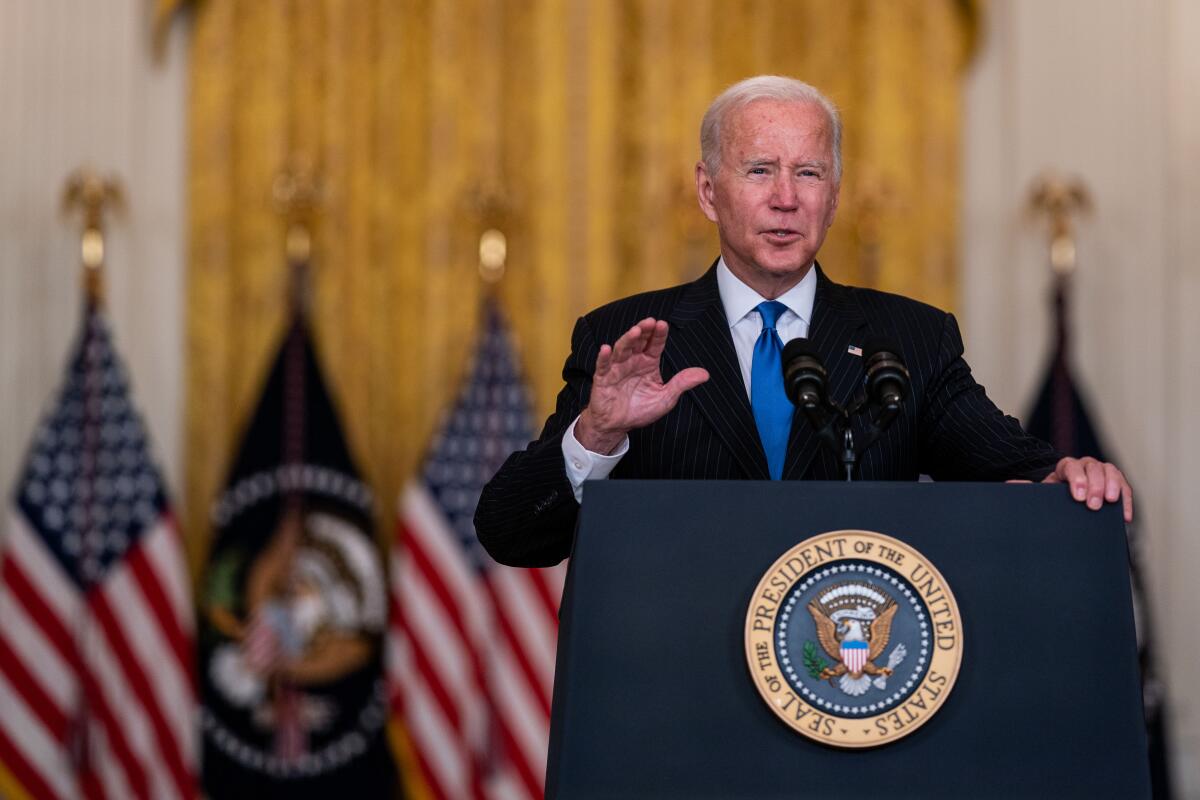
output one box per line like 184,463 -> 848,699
611,318 -> 658,361
610,325 -> 641,361
594,344 -> 614,378
644,320 -> 670,359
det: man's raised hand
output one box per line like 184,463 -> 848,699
575,318 -> 709,454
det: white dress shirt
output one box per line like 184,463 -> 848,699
717,258 -> 816,394
561,259 -> 817,501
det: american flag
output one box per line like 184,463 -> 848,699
389,300 -> 565,800
0,305 -> 196,800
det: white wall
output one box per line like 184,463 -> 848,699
963,1 -> 1199,793
0,1 -> 187,499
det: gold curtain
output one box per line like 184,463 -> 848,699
181,0 -> 980,568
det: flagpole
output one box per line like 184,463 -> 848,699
1027,171 -> 1091,280
200,159 -> 393,791
1,168 -> 195,798
59,167 -> 125,781
390,210 -> 566,799
62,167 -> 125,308
271,160 -> 323,506
478,226 -> 508,286
273,160 -> 322,320
473,179 -> 511,352
1027,172 -> 1174,797
268,160 -> 323,762
1027,172 -> 1091,454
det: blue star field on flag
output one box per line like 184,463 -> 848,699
420,300 -> 537,571
14,309 -> 168,589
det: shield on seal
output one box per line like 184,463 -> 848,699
841,640 -> 869,674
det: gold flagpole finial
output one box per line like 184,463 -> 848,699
1027,171 -> 1092,277
468,182 -> 513,285
272,159 -> 323,312
273,159 -> 322,262
62,167 -> 125,306
478,228 -> 508,285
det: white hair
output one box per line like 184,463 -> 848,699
700,75 -> 842,181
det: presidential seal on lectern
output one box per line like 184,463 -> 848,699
745,530 -> 963,747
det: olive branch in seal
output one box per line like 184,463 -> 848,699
803,640 -> 828,679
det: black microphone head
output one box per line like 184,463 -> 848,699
862,336 -> 902,362
862,336 -> 910,406
782,337 -> 822,364
780,337 -> 827,409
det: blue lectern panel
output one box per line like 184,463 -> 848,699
546,482 -> 1149,799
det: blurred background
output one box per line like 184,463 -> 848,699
1,0 -> 1197,797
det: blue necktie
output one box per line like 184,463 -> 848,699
751,301 -> 792,480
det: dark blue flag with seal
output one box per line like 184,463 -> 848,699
1026,280 -> 1172,799
197,311 -> 397,798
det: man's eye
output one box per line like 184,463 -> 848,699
749,167 -> 768,175
799,169 -> 819,178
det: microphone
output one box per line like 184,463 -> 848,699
781,338 -> 828,412
862,338 -> 910,418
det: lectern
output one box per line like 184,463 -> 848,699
546,481 -> 1149,799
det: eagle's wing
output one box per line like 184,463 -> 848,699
867,602 -> 898,660
807,602 -> 841,661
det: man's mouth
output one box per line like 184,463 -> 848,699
765,229 -> 800,240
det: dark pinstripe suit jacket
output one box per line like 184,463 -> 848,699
475,263 -> 1060,567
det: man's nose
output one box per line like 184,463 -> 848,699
770,175 -> 799,210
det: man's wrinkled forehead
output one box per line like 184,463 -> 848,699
722,100 -> 835,155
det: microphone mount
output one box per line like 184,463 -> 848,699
780,338 -> 910,481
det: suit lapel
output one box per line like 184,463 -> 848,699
784,264 -> 868,479
665,265 -> 770,479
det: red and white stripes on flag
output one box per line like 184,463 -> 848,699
390,485 -> 564,800
841,642 -> 869,675
0,515 -> 196,800
0,309 -> 196,800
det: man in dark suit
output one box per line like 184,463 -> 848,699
475,76 -> 1131,568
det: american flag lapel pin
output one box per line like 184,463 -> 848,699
848,344 -> 863,357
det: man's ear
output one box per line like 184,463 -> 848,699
695,162 -> 719,223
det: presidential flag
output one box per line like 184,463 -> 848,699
0,302 -> 196,800
389,299 -> 565,800
1026,278 -> 1173,799
197,314 -> 396,798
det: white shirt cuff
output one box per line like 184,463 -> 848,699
561,415 -> 630,503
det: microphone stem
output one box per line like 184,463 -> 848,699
841,426 -> 855,482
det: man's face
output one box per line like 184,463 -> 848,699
696,99 -> 840,298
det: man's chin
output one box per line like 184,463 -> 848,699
722,250 -> 815,293
755,257 -> 814,280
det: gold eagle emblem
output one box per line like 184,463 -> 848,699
807,581 -> 906,696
